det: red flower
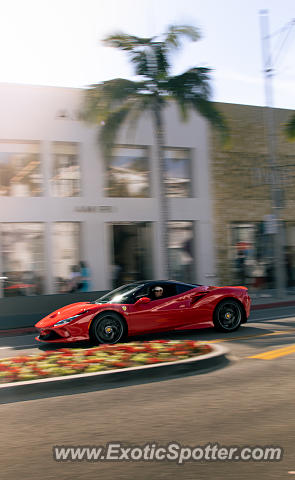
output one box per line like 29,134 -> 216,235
121,346 -> 138,353
111,361 -> 129,368
146,357 -> 161,364
11,356 -> 30,363
71,364 -> 85,371
83,350 -> 96,356
8,367 -> 21,373
0,365 -> 9,371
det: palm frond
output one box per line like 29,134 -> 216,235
99,94 -> 154,155
166,67 -> 228,143
164,25 -> 201,50
99,103 -> 133,157
166,67 -> 212,100
191,97 -> 229,144
174,98 -> 190,122
285,114 -> 295,141
125,94 -> 155,138
81,78 -> 146,123
103,33 -> 152,51
153,43 -> 169,79
130,51 -> 150,77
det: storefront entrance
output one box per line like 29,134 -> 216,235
110,223 -> 153,288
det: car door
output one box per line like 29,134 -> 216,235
175,285 -> 212,329
127,283 -> 184,334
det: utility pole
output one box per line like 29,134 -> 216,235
259,9 -> 286,298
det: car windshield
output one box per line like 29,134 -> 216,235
95,283 -> 144,304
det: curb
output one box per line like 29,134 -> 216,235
252,300 -> 295,310
0,344 -> 228,403
0,327 -> 37,337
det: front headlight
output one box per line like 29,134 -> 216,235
54,312 -> 87,327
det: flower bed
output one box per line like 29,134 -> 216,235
0,340 -> 212,383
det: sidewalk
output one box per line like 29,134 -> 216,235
250,288 -> 295,310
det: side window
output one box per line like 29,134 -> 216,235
131,285 -> 151,303
132,283 -> 179,302
176,284 -> 195,295
158,283 -> 177,299
148,283 -> 177,300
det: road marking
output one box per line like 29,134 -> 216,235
249,344 -> 295,360
201,330 -> 295,344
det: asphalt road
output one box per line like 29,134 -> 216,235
0,306 -> 295,479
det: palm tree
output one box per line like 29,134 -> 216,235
82,25 -> 227,279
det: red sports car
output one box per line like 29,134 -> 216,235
35,280 -> 251,344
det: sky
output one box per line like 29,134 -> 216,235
0,0 -> 295,109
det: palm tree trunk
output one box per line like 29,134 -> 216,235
153,104 -> 169,279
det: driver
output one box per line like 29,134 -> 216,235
151,286 -> 163,300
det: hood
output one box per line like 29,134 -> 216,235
36,302 -> 95,328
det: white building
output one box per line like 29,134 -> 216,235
0,83 -> 216,297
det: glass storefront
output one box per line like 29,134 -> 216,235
164,148 -> 191,197
0,142 -> 42,196
52,223 -> 81,293
51,142 -> 80,197
284,223 -> 295,288
168,221 -> 195,283
1,223 -> 45,296
0,220 -> 198,295
229,221 -> 295,289
110,222 -> 153,288
106,146 -> 150,197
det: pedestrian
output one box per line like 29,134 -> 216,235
78,261 -> 91,292
67,265 -> 81,292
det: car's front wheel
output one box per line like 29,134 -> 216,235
90,312 -> 126,344
213,299 -> 243,332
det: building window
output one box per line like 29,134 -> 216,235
164,148 -> 192,197
51,142 -> 80,197
0,142 -> 42,196
52,223 -> 81,293
106,146 -> 150,197
1,223 -> 45,296
168,221 -> 194,283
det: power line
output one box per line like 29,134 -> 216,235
272,20 -> 295,70
264,19 -> 295,71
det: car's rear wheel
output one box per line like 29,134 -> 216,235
213,299 -> 242,332
90,312 -> 126,344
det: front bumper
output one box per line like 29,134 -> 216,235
36,324 -> 90,343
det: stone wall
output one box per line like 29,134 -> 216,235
210,102 -> 295,284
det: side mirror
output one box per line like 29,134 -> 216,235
134,297 -> 151,306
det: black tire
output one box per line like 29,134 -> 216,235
213,299 -> 243,333
90,312 -> 126,344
